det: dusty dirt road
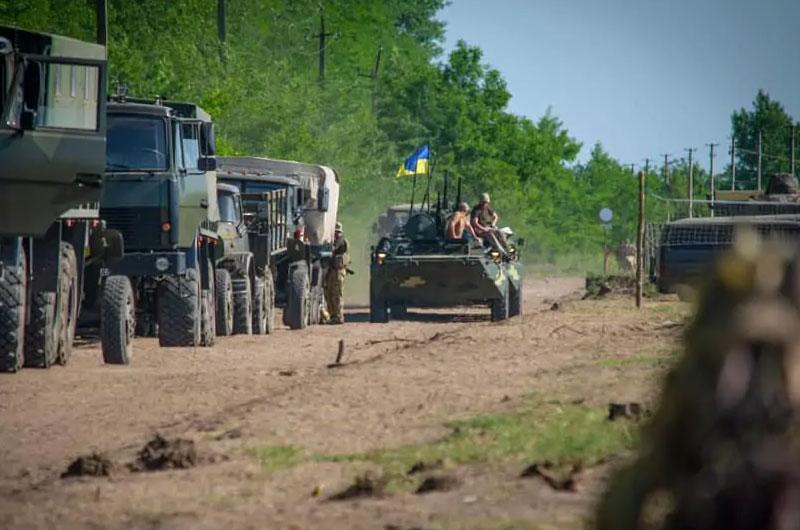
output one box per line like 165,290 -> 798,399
0,278 -> 686,529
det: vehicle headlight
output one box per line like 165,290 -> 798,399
490,251 -> 501,263
376,252 -> 387,265
155,257 -> 170,272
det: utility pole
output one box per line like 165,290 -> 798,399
662,154 -> 672,222
757,129 -> 763,191
662,154 -> 670,187
369,46 -> 382,113
792,124 -> 797,177
730,138 -> 736,191
628,163 -> 636,174
217,0 -> 226,43
314,13 -> 336,86
636,170 -> 645,309
686,148 -> 696,218
707,143 -> 718,216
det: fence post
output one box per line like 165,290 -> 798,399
636,170 -> 645,308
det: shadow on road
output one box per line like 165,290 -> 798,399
346,310 -> 489,324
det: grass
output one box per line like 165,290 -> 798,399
248,445 -> 304,473
595,351 -> 677,369
318,403 -> 637,490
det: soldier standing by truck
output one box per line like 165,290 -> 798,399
324,223 -> 349,324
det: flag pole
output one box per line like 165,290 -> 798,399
409,173 -> 418,216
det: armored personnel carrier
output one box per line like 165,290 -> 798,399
369,206 -> 523,322
217,156 -> 340,330
0,5 -> 134,371
87,95 -> 221,347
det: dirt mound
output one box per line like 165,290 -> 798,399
584,274 -> 635,298
415,474 -> 460,494
61,453 -> 114,478
131,434 -> 198,472
328,472 -> 387,501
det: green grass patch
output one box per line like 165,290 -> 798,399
319,404 -> 637,490
595,352 -> 675,369
248,445 -> 303,472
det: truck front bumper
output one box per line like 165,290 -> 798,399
108,251 -> 188,277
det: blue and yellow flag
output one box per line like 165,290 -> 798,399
396,144 -> 430,177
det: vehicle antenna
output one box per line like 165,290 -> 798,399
442,170 -> 449,210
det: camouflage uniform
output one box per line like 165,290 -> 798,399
325,224 -> 349,324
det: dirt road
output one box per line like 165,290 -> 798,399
0,278 -> 686,529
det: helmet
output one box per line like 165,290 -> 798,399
458,202 -> 469,212
480,192 -> 490,203
335,222 -> 343,233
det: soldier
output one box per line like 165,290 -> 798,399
324,222 -> 350,324
470,193 -> 508,252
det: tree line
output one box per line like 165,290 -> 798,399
2,1 -> 796,262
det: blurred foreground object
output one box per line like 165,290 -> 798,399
596,233 -> 800,530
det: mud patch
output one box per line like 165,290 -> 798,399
608,402 -> 644,421
130,434 -> 198,472
407,460 -> 443,476
328,472 -> 387,501
62,453 -> 114,478
520,461 -> 583,492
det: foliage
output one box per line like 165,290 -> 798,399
2,3 -> 796,265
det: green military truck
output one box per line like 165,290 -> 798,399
87,95 -> 221,347
214,182 -> 281,335
0,6 -> 134,371
217,157 -> 340,330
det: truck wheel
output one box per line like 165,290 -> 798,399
215,269 -> 234,336
24,292 -> 57,368
233,276 -> 253,335
258,269 -> 276,334
508,281 -> 523,318
57,243 -> 79,365
309,285 -> 324,325
101,275 -> 134,365
200,288 -> 216,346
490,286 -> 510,322
389,302 -> 407,320
369,280 -> 389,323
286,264 -> 310,330
157,269 -> 201,347
0,258 -> 26,372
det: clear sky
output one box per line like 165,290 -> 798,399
439,0 -> 800,168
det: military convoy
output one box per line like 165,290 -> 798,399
369,184 -> 523,322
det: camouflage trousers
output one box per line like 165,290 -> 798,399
324,269 -> 346,323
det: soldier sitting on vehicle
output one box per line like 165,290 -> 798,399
446,202 -> 478,241
324,222 -> 350,325
470,193 -> 509,253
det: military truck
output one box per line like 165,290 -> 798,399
217,157 -> 340,330
369,204 -> 523,322
87,95 -> 221,347
0,9 -> 134,371
213,182 -> 280,335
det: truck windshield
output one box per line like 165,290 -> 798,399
106,115 -> 169,171
218,193 -> 240,223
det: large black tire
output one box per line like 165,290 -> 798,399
56,243 -> 79,365
24,291 -> 57,368
232,276 -> 253,335
0,257 -> 26,372
215,269 -> 234,336
285,264 -> 310,330
508,281 -> 523,318
101,275 -> 134,365
490,284 -> 510,322
157,269 -> 201,347
253,270 -> 276,335
200,288 -> 216,346
369,283 -> 388,323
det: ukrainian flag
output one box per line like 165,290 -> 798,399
396,144 -> 430,177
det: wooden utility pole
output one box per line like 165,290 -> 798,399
792,124 -> 797,177
730,138 -> 736,190
314,13 -> 336,85
757,129 -> 763,191
662,154 -> 670,187
369,46 -> 382,113
707,143 -> 718,216
686,148 -> 696,218
636,170 -> 645,309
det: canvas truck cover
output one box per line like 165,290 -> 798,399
0,26 -> 107,236
216,157 -> 340,246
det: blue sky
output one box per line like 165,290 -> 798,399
439,0 -> 800,168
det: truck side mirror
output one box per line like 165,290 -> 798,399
318,188 -> 330,212
198,156 -> 217,171
200,122 -> 216,155
20,108 -> 36,130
